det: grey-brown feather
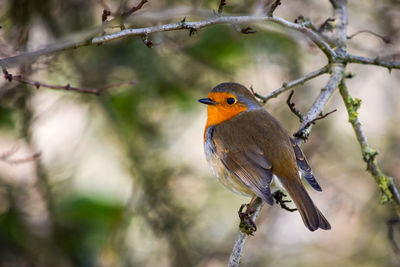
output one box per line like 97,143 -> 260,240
290,138 -> 322,192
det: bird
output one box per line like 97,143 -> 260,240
198,82 -> 331,231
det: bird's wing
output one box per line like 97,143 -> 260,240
290,138 -> 322,192
212,124 -> 274,205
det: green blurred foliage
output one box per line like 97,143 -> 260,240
0,107 -> 16,129
55,196 -> 123,266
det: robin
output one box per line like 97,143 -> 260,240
198,82 -> 331,231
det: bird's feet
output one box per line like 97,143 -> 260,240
238,203 -> 257,235
272,190 -> 297,212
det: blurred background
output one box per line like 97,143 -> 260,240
0,0 -> 400,266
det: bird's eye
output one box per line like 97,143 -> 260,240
226,98 -> 236,105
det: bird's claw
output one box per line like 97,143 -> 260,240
272,190 -> 297,212
238,203 -> 257,235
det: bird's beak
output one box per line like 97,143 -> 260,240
198,98 -> 216,105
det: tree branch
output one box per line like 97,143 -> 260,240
293,108 -> 337,139
256,64 -> 330,103
344,54 -> 400,70
120,0 -> 148,18
0,14 -> 335,68
339,80 -> 400,214
286,90 -> 304,121
293,65 -> 344,143
2,70 -> 135,95
347,30 -> 391,44
218,0 -> 227,14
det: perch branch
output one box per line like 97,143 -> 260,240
339,80 -> 400,214
229,197 -> 263,267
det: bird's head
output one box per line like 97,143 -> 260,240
198,82 -> 262,127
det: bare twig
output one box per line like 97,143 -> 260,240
317,18 -> 335,33
0,146 -> 41,165
105,0 -> 149,30
2,152 -> 41,164
347,30 -> 391,44
218,0 -> 227,14
339,80 -> 400,213
286,90 -> 304,121
240,27 -> 257,34
256,64 -> 330,103
120,0 -> 148,18
345,54 -> 400,70
293,108 -> 337,140
101,0 -> 148,25
267,0 -> 281,16
3,70 -> 136,95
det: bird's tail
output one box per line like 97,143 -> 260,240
279,177 -> 331,231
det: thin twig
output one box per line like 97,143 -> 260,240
102,0 -> 148,28
293,109 -> 337,140
339,80 -> 400,213
3,70 -> 136,95
267,0 -> 281,16
2,152 -> 41,165
286,90 -> 304,121
0,146 -> 41,165
317,18 -> 335,33
256,64 -> 330,103
345,54 -> 400,70
347,30 -> 391,44
120,0 -> 148,18
218,0 -> 227,14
